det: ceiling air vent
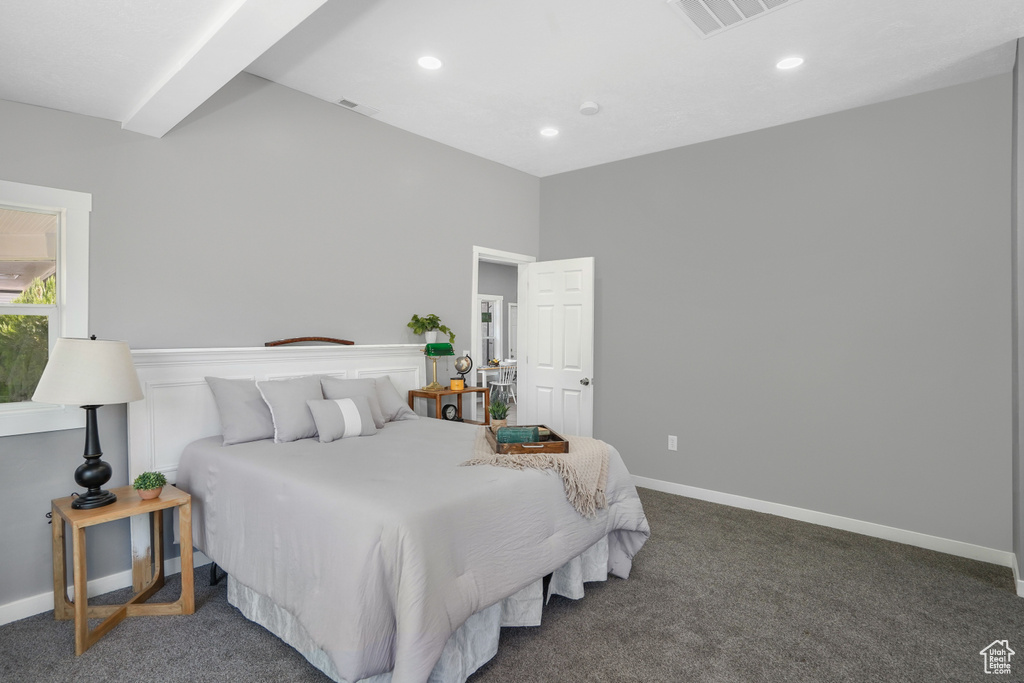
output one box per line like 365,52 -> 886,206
335,98 -> 380,117
668,0 -> 803,38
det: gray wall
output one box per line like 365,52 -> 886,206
477,261 -> 518,359
540,75 -> 1013,550
0,73 -> 539,606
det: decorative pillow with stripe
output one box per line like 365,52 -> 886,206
320,377 -> 386,428
306,395 -> 379,443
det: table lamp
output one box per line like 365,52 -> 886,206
32,337 -> 144,509
422,342 -> 454,391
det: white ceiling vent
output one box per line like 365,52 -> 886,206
668,0 -> 804,38
336,98 -> 380,117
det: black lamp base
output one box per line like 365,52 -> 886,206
71,488 -> 117,510
71,406 -> 117,509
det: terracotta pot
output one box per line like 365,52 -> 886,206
137,486 -> 162,500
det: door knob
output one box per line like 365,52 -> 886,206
580,378 -> 590,386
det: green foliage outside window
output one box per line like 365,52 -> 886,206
0,276 -> 55,403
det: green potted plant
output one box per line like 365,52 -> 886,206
408,314 -> 455,344
133,471 -> 167,500
489,399 -> 509,432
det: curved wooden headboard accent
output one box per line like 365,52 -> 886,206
264,336 -> 355,346
126,344 -> 425,581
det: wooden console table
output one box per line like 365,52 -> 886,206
409,386 -> 490,425
51,484 -> 194,655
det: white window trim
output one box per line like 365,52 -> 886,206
0,179 -> 90,437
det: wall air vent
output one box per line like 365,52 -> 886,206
335,98 -> 380,117
668,0 -> 804,38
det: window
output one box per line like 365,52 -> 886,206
0,179 -> 91,436
479,295 -> 503,364
0,207 -> 58,403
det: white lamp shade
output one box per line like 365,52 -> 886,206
32,338 -> 144,406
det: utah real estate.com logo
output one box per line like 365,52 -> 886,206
980,640 -> 1015,675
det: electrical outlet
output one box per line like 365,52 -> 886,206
668,435 -> 678,451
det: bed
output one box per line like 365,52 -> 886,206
127,344 -> 650,683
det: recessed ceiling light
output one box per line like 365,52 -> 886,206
776,56 -> 804,70
418,56 -> 443,70
540,128 -> 559,137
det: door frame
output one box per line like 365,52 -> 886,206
470,246 -> 535,419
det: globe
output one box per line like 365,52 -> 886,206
454,355 -> 473,378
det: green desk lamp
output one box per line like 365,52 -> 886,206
422,343 -> 455,391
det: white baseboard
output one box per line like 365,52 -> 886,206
0,551 -> 211,627
1012,553 -> 1024,598
634,475 -> 1018,571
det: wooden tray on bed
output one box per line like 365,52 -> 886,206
484,425 -> 569,454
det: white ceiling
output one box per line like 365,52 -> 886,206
1,0 -> 1023,177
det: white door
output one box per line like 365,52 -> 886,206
518,257 -> 594,436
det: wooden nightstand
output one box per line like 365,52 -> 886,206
409,386 -> 490,425
51,484 -> 194,655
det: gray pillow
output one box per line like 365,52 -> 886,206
205,377 -> 275,446
320,377 -> 386,429
307,396 -> 378,443
256,375 -> 323,442
375,375 -> 419,422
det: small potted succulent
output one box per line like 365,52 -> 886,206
408,314 -> 456,344
489,399 -> 509,432
133,471 -> 167,500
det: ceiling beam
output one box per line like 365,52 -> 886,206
121,0 -> 327,138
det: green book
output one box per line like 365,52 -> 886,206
496,426 -> 541,444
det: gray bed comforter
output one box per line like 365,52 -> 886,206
177,418 -> 649,683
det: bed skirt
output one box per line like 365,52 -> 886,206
228,535 -> 612,683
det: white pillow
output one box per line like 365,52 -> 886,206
375,376 -> 419,422
256,375 -> 322,442
307,396 -> 378,443
205,377 -> 275,445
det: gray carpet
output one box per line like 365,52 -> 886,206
2,488 -> 1021,682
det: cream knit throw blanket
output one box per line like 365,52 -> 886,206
463,428 -> 609,518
